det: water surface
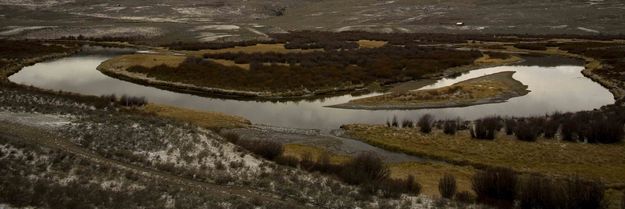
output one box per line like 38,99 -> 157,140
9,50 -> 614,130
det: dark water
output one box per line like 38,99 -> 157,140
9,49 -> 614,130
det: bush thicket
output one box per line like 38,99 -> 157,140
443,120 -> 458,135
455,191 -> 475,204
339,152 -> 390,185
402,119 -> 414,128
472,167 -> 517,205
236,139 -> 284,160
518,175 -> 605,209
471,117 -> 501,140
514,119 -> 540,142
418,114 -> 434,133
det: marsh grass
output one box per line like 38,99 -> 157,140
141,104 -> 251,129
342,124 -> 625,187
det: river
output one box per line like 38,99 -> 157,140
9,47 -> 614,130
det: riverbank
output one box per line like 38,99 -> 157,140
331,71 -> 529,110
468,41 -> 625,102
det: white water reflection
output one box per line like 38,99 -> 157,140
9,53 -> 614,130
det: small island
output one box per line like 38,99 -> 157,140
331,71 -> 530,110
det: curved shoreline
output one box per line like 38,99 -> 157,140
97,57 -> 373,101
96,52 -> 523,101
2,51 -> 79,82
329,71 -> 530,110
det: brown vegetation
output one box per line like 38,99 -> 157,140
439,174 -> 457,199
0,40 -> 74,60
341,124 -> 625,187
140,104 -> 251,129
472,167 -> 517,206
125,46 -> 479,94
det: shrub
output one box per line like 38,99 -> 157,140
455,191 -> 475,204
418,114 -> 434,134
119,95 -> 147,107
514,43 -> 548,51
377,175 -> 421,198
438,174 -> 457,199
587,116 -> 624,144
472,167 -> 517,205
566,176 -> 604,209
471,117 -> 501,140
101,94 -> 118,103
504,118 -> 517,135
561,118 -> 579,142
402,119 -> 414,128
275,155 -> 299,167
221,132 -> 240,143
299,152 -> 315,171
315,152 -> 332,173
391,116 -> 399,128
404,175 -> 422,195
518,175 -> 564,209
543,119 -> 560,139
443,120 -> 458,135
518,175 -> 605,209
514,119 -> 540,142
339,152 -> 389,185
237,139 -> 284,160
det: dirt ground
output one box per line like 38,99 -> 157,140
1,0 -> 625,43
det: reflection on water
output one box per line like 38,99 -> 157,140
9,53 -> 614,130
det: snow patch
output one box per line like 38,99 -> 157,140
192,25 -> 240,31
196,32 -> 237,42
577,27 -> 600,33
246,27 -> 268,37
0,112 -> 73,129
0,26 -> 57,36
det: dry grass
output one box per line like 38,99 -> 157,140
105,54 -> 187,69
357,40 -> 387,48
105,44 -> 319,71
342,124 -> 625,188
211,59 -> 250,70
282,144 -> 351,164
474,53 -> 522,65
140,104 -> 251,129
389,161 -> 476,198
